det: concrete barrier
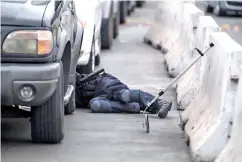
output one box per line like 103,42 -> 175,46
215,68 -> 242,162
176,16 -> 220,111
158,1 -> 183,53
181,32 -> 242,162
165,3 -> 203,77
144,2 -> 242,161
144,0 -> 184,50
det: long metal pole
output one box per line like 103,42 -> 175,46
142,43 -> 214,113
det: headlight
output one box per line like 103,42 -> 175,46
2,30 -> 53,55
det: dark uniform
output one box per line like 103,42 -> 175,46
75,72 -> 172,118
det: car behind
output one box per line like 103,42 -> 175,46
206,1 -> 242,16
74,0 -> 102,74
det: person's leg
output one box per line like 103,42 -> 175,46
115,89 -> 131,103
129,89 -> 172,118
89,97 -> 140,113
104,86 -> 172,118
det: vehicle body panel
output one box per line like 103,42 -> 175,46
1,0 -> 48,26
75,0 -> 102,66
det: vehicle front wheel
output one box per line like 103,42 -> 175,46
101,16 -> 113,49
206,4 -> 214,13
113,11 -> 120,39
120,2 -> 127,24
31,62 -> 64,144
95,54 -> 101,66
136,1 -> 144,7
214,5 -> 226,16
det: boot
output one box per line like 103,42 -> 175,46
156,99 -> 172,119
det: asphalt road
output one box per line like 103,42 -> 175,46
1,2 -> 191,162
196,2 -> 242,46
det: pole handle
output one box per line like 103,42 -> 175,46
80,68 -> 105,82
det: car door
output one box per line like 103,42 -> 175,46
61,0 -> 72,39
68,0 -> 78,48
60,0 -> 75,47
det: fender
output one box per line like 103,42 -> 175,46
81,18 -> 95,55
68,21 -> 84,88
56,28 -> 70,61
77,24 -> 95,66
69,22 -> 84,78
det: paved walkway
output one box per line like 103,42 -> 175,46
1,2 -> 191,162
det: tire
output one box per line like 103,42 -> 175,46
120,2 -> 127,24
127,2 -> 131,16
206,4 -> 214,13
136,1 -> 143,7
31,61 -> 64,144
113,11 -> 120,39
101,15 -> 113,49
95,54 -> 101,66
214,4 -> 226,16
131,4 -> 135,13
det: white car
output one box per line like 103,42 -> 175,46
205,1 -> 242,16
74,0 -> 102,74
100,0 -> 120,49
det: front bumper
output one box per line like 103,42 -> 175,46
1,62 -> 61,106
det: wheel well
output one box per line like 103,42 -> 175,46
61,42 -> 71,91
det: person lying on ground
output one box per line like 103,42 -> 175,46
75,71 -> 172,118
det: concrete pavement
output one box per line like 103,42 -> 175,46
1,2 -> 191,162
